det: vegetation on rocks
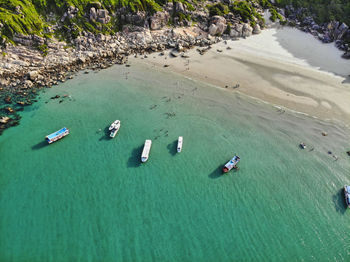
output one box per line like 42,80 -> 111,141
0,0 -> 281,45
274,0 -> 350,25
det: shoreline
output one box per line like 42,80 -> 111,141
1,25 -> 350,134
130,27 -> 350,126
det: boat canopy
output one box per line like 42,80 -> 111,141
345,185 -> 350,194
46,127 -> 68,140
224,155 -> 240,169
141,140 -> 152,162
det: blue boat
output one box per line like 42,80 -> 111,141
46,127 -> 69,144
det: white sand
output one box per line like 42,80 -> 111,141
131,27 -> 350,125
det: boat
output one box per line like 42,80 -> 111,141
141,140 -> 152,162
344,185 -> 350,208
109,120 -> 121,138
177,136 -> 183,153
299,142 -> 306,149
46,127 -> 69,144
222,155 -> 240,173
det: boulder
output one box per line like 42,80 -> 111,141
230,23 -> 243,37
125,12 -> 146,26
175,2 -> 185,13
208,16 -> 226,36
0,116 -> 10,124
342,51 -> 350,59
4,96 -> 11,103
6,107 -> 14,113
253,24 -> 261,34
23,80 -> 33,88
96,9 -> 111,24
335,22 -> 348,40
90,8 -> 97,21
208,24 -> 218,36
150,11 -> 170,30
216,22 -> 227,35
15,6 -> 22,15
28,71 -> 39,81
242,23 -> 253,37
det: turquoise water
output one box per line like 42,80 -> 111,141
1,63 -> 350,261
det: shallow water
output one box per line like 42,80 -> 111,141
0,63 -> 349,261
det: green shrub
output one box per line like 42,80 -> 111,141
207,2 -> 229,17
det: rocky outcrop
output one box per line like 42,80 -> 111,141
12,34 -> 44,46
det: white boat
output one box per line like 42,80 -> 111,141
141,140 -> 152,162
177,136 -> 183,153
222,155 -> 240,173
344,185 -> 350,208
109,120 -> 121,138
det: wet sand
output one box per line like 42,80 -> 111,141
131,27 -> 350,126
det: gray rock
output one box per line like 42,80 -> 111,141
15,6 -> 22,15
90,8 -> 97,21
150,11 -> 170,30
335,22 -> 348,40
242,23 -> 253,37
28,71 -> 39,81
125,12 -> 146,26
175,2 -> 185,13
96,9 -> 111,24
208,16 -> 227,36
230,23 -> 243,37
216,22 -> 226,35
24,80 -> 33,88
208,24 -> 218,36
253,24 -> 261,34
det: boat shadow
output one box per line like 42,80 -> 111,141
31,140 -> 48,150
208,167 -> 223,179
332,189 -> 347,214
127,145 -> 143,168
167,140 -> 177,156
99,126 -> 112,141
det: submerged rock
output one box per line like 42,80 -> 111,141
0,116 -> 10,124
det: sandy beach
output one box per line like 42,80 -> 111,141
131,27 -> 350,126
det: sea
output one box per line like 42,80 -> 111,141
0,62 -> 349,261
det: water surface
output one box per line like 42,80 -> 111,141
0,64 -> 349,261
